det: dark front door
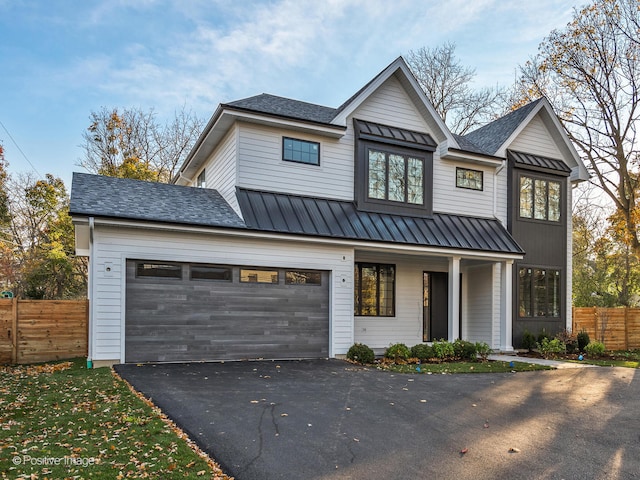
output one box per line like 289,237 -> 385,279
423,272 -> 448,341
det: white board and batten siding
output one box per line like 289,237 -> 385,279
90,225 -> 355,362
236,123 -> 353,201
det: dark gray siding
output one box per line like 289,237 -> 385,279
125,261 -> 329,362
508,166 -> 568,346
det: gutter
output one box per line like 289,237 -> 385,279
494,159 -> 507,221
87,217 -> 94,369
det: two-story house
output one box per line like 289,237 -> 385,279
70,57 -> 588,366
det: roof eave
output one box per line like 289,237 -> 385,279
440,145 -> 505,168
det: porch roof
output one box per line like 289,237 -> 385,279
237,189 -> 524,255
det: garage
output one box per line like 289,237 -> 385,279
124,260 -> 330,363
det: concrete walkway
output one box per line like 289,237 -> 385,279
488,353 -> 598,368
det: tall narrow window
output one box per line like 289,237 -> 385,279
354,263 -> 395,316
196,170 -> 206,188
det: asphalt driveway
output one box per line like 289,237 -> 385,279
115,360 -> 640,480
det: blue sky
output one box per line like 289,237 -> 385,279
0,0 -> 582,188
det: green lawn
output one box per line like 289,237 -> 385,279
568,350 -> 640,368
375,360 -> 553,374
0,359 -> 230,479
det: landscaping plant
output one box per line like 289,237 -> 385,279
347,343 -> 375,364
410,344 -> 434,361
384,343 -> 411,362
521,330 -> 537,352
555,329 -> 578,354
432,339 -> 455,361
537,337 -> 566,359
453,339 -> 477,361
577,330 -> 591,352
585,341 -> 606,357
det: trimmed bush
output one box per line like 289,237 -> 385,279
577,330 -> 590,352
453,339 -> 477,361
410,344 -> 434,361
384,343 -> 411,362
585,341 -> 605,357
521,330 -> 537,352
432,339 -> 455,361
537,337 -> 566,359
346,343 -> 375,364
537,329 -> 552,344
556,329 -> 578,354
475,342 -> 492,361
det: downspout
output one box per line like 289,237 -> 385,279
87,217 -> 94,369
493,159 -> 507,221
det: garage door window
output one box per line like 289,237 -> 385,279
136,262 -> 182,279
285,270 -> 322,285
240,269 -> 279,284
190,265 -> 231,281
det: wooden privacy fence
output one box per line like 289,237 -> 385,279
0,299 -> 88,364
573,307 -> 640,350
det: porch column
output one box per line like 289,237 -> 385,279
500,260 -> 514,352
448,256 -> 461,341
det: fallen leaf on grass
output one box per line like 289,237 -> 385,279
508,447 -> 521,453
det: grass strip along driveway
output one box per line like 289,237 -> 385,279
0,358 -> 230,479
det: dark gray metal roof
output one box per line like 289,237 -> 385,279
237,189 -> 524,255
508,150 -> 571,175
355,119 -> 437,150
69,173 -> 245,228
463,99 -> 542,155
224,94 -> 337,125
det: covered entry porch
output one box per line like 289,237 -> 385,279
353,247 -> 520,352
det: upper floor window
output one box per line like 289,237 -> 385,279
283,137 -> 320,166
519,175 -> 561,222
197,170 -> 206,188
368,148 -> 424,205
456,167 -> 483,191
354,119 -> 435,216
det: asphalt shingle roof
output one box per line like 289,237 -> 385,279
463,99 -> 542,155
69,173 -> 245,228
225,94 -> 337,125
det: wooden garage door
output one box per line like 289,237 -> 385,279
125,261 -> 330,363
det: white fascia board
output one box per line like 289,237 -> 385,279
439,144 -> 504,168
91,217 -> 524,262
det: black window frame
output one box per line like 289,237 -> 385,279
456,167 -> 483,191
282,137 -> 320,166
518,266 -> 562,318
518,173 -> 562,223
354,263 -> 396,317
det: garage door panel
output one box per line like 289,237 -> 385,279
125,262 -> 329,362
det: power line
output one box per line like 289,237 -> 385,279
0,119 -> 43,177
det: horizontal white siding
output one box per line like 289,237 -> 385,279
196,126 -> 239,214
354,252 -> 448,349
433,161 -> 495,217
90,226 -> 354,361
509,116 -> 563,159
464,264 -> 494,344
236,123 -> 353,200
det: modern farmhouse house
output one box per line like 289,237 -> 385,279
70,57 -> 588,366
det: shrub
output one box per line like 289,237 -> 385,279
537,337 -> 566,359
577,330 -> 590,352
384,343 -> 411,362
537,329 -> 551,344
556,329 -> 578,354
475,342 -> 492,361
432,339 -> 455,361
453,339 -> 477,361
410,344 -> 434,361
346,343 -> 375,364
585,341 -> 605,357
521,330 -> 537,352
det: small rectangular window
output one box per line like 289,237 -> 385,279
240,269 -> 279,284
190,265 -> 231,281
197,170 -> 206,188
136,262 -> 182,279
285,270 -> 322,285
283,137 -> 320,165
456,167 -> 483,191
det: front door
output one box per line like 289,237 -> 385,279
423,272 -> 448,341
